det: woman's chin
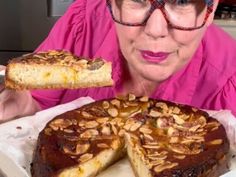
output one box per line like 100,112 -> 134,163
141,71 -> 171,83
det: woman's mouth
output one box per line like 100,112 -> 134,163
140,50 -> 171,63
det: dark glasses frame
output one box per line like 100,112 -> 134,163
106,0 -> 214,31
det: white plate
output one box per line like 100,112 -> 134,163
221,169 -> 236,177
0,98 -> 235,177
0,150 -> 28,177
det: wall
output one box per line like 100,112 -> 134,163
0,0 -> 58,52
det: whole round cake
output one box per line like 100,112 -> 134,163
31,94 -> 230,177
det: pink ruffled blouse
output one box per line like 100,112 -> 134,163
31,0 -> 236,116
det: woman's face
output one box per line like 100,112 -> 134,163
114,0 -> 219,83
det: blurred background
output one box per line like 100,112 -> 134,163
214,0 -> 236,39
0,0 -> 235,66
0,0 -> 74,65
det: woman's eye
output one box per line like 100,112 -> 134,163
167,0 -> 192,6
178,0 -> 189,5
131,0 -> 147,3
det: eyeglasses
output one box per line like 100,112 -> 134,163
107,0 -> 214,31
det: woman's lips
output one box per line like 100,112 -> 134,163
140,50 -> 171,63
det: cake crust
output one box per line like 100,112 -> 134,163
31,95 -> 230,177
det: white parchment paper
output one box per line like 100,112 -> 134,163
0,98 -> 235,177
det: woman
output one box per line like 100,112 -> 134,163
0,0 -> 236,123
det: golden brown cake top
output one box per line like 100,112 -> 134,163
31,95 -> 229,177
124,101 -> 229,176
9,50 -> 106,70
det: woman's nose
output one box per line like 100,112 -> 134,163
144,9 -> 169,39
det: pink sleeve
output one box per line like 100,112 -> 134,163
210,75 -> 236,117
31,0 -> 86,109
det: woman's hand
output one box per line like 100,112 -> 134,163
0,65 -> 41,123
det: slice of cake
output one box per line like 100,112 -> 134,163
5,50 -> 113,90
31,109 -> 126,177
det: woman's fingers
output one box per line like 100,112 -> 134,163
0,65 -> 6,71
0,84 -> 4,93
0,75 -> 4,92
0,89 -> 14,103
0,65 -> 6,92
